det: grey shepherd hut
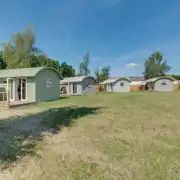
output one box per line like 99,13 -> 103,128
60,76 -> 97,95
101,77 -> 131,92
146,76 -> 176,91
0,66 -> 62,105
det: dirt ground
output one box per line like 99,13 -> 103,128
0,106 -> 44,131
0,105 -> 42,119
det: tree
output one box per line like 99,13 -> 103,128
30,54 -> 60,71
100,66 -> 110,81
0,51 -> 7,69
171,74 -> 180,80
94,68 -> 101,83
143,51 -> 171,79
2,28 -> 42,69
78,52 -> 91,76
46,58 -> 60,71
30,55 -> 46,67
60,62 -> 75,77
94,66 -> 111,82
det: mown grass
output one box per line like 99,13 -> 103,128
0,92 -> 180,179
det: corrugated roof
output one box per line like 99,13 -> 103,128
108,76 -> 145,81
131,81 -> 147,85
100,78 -> 119,84
100,77 -> 131,85
61,76 -> 96,84
108,77 -> 120,79
146,77 -> 158,83
146,76 -> 176,83
0,67 -> 62,79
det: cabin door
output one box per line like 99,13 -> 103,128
17,78 -> 27,101
73,83 -> 77,94
21,78 -> 27,100
8,78 -> 15,101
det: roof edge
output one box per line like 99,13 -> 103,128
82,76 -> 97,83
119,77 -> 131,83
101,77 -> 131,84
61,76 -> 97,83
147,76 -> 176,83
36,66 -> 63,80
112,77 -> 131,84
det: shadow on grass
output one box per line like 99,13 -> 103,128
60,96 -> 70,99
0,106 -> 102,166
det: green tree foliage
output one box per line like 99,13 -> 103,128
95,66 -> 111,82
78,52 -> 91,76
171,74 -> 180,80
30,55 -> 46,67
60,62 -> 75,77
46,58 -> 60,71
30,54 -> 60,71
0,51 -> 7,69
143,51 -> 171,79
2,28 -> 42,69
1,27 -> 77,75
94,68 -> 101,83
101,66 -> 110,81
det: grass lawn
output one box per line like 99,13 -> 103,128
1,92 -> 180,179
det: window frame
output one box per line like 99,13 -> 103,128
161,81 -> 166,86
120,82 -> 124,86
44,79 -> 53,88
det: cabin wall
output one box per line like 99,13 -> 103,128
154,79 -> 174,91
113,80 -> 130,92
36,69 -> 60,102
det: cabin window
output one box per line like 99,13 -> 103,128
61,87 -> 67,94
1,79 -> 7,84
28,77 -> 33,80
161,81 -> 166,85
120,82 -> 124,86
45,79 -> 53,88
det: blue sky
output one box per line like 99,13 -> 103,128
0,0 -> 180,76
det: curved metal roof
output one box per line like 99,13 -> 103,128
0,66 -> 63,79
146,76 -> 176,83
60,76 -> 97,84
100,77 -> 131,85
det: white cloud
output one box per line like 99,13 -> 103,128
90,40 -> 180,77
125,63 -> 139,68
116,49 -> 151,62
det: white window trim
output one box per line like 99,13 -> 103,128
45,79 -> 53,88
21,78 -> 28,101
72,83 -> 78,94
161,81 -> 166,86
120,82 -> 124,86
8,78 -> 15,101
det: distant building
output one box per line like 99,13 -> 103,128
60,76 -> 97,96
129,76 -> 146,91
146,76 -> 176,91
100,77 -> 131,92
0,67 -> 62,106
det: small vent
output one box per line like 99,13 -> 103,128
161,81 -> 166,85
120,82 -> 124,86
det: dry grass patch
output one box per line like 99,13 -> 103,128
0,92 -> 180,179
